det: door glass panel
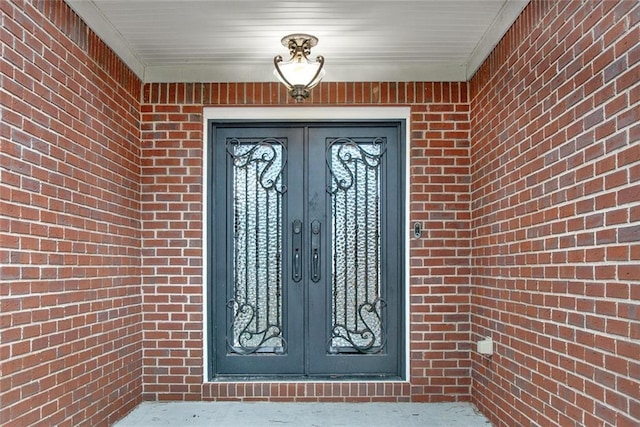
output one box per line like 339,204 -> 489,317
226,137 -> 287,354
326,137 -> 386,353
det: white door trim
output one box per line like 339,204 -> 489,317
202,106 -> 411,382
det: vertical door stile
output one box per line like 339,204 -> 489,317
307,125 -> 400,376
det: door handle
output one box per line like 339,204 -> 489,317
292,220 -> 302,282
310,220 -> 321,282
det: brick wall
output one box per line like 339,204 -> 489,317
0,1 -> 142,425
4,0 -> 637,424
470,1 -> 640,426
140,82 -> 472,401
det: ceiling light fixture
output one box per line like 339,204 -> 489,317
273,34 -> 325,102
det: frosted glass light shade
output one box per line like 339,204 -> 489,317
273,58 -> 325,89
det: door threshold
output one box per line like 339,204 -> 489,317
209,375 -> 405,383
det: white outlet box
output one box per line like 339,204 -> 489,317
477,336 -> 493,356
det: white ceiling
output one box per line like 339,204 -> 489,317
64,0 -> 529,83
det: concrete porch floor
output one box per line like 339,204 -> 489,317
113,401 -> 493,426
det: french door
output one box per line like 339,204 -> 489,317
209,121 -> 404,378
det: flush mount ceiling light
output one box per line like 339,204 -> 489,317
273,34 -> 325,102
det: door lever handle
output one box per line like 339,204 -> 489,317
310,220 -> 321,282
292,220 -> 302,282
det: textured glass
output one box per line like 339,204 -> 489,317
327,138 -> 386,353
227,138 -> 286,354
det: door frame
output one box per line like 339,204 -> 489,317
202,107 -> 411,382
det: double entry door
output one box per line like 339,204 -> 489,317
210,121 -> 404,378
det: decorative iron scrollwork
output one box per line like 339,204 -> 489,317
326,136 -> 387,355
329,297 -> 386,354
326,137 -> 386,194
226,299 -> 287,355
226,137 -> 288,194
226,136 -> 286,356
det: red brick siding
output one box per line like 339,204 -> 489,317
0,1 -> 142,426
140,82 -> 472,401
470,1 -> 640,426
4,0 -> 636,424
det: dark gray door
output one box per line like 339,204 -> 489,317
210,122 -> 404,378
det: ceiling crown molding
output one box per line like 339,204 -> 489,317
66,0 -> 146,78
464,0 -> 528,80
